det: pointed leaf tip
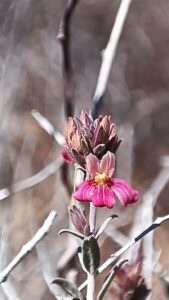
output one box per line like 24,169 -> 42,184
52,278 -> 84,299
58,229 -> 85,240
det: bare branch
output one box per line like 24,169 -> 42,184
78,214 -> 169,291
0,207 -> 22,300
31,109 -> 65,146
129,160 -> 169,286
0,211 -> 57,283
92,0 -> 133,117
0,158 -> 63,201
58,0 -> 79,118
29,220 -> 60,298
31,109 -> 72,195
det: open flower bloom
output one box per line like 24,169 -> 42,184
73,152 -> 139,208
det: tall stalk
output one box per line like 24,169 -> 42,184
86,202 -> 97,300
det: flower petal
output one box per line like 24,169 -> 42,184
91,185 -> 115,208
111,178 -> 139,206
100,151 -> 115,177
61,148 -> 73,164
73,180 -> 95,202
86,154 -> 100,177
103,186 -> 116,208
91,186 -> 104,207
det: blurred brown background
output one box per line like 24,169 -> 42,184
0,0 -> 169,299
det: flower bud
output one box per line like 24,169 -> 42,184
64,110 -> 121,167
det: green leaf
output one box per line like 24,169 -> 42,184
52,278 -> 84,299
58,229 -> 85,240
97,259 -> 128,300
82,236 -> 100,274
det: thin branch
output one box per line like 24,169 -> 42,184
106,227 -> 129,247
78,214 -> 169,291
31,109 -> 65,146
129,160 -> 169,286
92,0 -> 133,117
0,281 -> 21,300
31,109 -> 72,195
100,215 -> 169,273
0,158 -> 63,201
29,221 -> 59,299
0,205 -> 22,300
0,211 -> 57,283
58,0 -> 79,118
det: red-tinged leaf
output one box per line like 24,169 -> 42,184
69,205 -> 88,235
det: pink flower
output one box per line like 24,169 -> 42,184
73,152 -> 139,209
61,148 -> 73,164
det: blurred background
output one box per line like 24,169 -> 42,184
0,0 -> 169,299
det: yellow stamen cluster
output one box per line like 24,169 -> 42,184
94,173 -> 109,185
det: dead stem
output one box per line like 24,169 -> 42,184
58,0 -> 79,118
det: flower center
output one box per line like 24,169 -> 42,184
94,173 -> 109,185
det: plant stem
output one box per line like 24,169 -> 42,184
86,202 -> 97,300
89,202 -> 97,234
87,273 -> 95,300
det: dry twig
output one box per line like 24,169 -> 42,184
58,0 -> 79,118
0,207 -> 22,300
31,109 -> 72,194
31,109 -> 65,146
92,0 -> 133,117
129,158 -> 169,286
0,211 -> 57,283
29,220 -> 60,299
78,214 -> 169,291
58,0 -> 79,196
0,158 -> 63,201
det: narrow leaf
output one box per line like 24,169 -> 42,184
97,260 -> 128,300
95,215 -> 118,239
82,236 -> 100,274
58,229 -> 85,240
52,278 -> 84,299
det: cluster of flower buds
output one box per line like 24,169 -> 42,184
64,110 -> 139,209
64,110 -> 121,167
